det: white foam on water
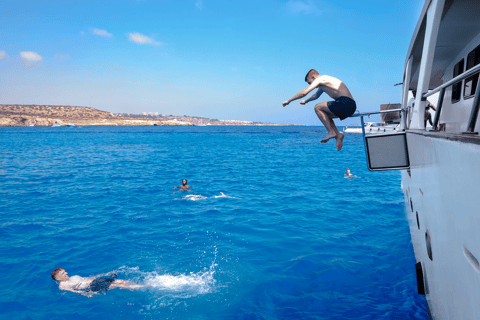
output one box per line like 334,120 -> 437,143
182,192 -> 239,201
116,256 -> 217,298
184,194 -> 208,201
344,175 -> 360,179
212,192 -> 239,199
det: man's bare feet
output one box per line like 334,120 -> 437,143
335,133 -> 344,151
320,133 -> 337,143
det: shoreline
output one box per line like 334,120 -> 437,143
0,104 -> 295,127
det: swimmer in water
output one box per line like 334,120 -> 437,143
344,168 -> 357,178
173,179 -> 195,194
51,268 -> 145,297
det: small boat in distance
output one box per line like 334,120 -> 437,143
52,123 -> 62,127
343,122 -> 399,134
343,124 -> 363,133
66,123 -> 77,127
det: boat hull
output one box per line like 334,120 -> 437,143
401,131 -> 480,319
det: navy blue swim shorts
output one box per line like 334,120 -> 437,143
86,275 -> 117,292
327,96 -> 356,120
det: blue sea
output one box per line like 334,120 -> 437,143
0,126 -> 428,320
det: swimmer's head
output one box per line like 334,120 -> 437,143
51,268 -> 69,281
182,179 -> 187,185
305,69 -> 320,84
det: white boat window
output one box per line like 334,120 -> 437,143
452,59 -> 464,103
464,45 -> 480,99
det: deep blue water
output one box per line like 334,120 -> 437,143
0,126 -> 428,320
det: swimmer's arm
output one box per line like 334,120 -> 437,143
60,287 -> 94,297
301,88 -> 324,105
283,78 -> 323,106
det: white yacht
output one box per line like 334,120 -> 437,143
352,1 -> 480,318
343,122 -> 399,134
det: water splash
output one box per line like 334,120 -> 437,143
212,192 -> 239,199
183,192 -> 239,201
184,194 -> 208,201
115,253 -> 217,297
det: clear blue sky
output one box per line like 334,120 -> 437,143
0,0 -> 423,125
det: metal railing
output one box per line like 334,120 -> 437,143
423,63 -> 480,98
349,108 -> 407,135
423,64 -> 480,133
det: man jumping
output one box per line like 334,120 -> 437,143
283,69 -> 356,150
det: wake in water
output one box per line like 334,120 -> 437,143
183,192 -> 239,201
115,258 -> 217,298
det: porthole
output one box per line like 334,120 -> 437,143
410,198 -> 413,212
416,211 -> 420,229
426,230 -> 433,261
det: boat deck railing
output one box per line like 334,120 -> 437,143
349,108 -> 407,136
423,63 -> 480,133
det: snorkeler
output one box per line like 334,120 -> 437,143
173,179 -> 195,194
283,69 -> 356,150
51,268 -> 145,297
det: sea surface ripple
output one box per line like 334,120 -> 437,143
0,126 -> 428,319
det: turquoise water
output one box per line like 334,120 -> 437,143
0,126 -> 428,319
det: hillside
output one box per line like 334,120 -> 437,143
0,104 -> 282,127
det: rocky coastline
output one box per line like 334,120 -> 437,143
0,104 -> 283,127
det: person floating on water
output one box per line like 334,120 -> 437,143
282,69 -> 357,150
51,268 -> 145,297
173,179 -> 195,194
344,168 -> 357,178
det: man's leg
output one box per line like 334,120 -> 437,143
111,279 -> 146,290
314,102 -> 344,150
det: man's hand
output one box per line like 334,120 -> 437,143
300,100 -> 306,105
282,101 -> 289,107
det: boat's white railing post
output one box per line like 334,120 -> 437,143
401,56 -> 413,131
411,0 -> 445,130
360,115 -> 369,167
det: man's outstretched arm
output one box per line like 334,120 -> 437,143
300,88 -> 324,105
282,77 -> 324,107
61,287 -> 95,297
